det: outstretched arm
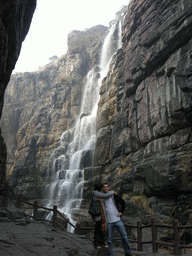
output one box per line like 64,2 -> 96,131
93,190 -> 114,199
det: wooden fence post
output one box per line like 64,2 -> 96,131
151,218 -> 158,253
76,223 -> 81,235
33,200 -> 38,221
4,182 -> 9,207
137,220 -> 142,251
173,219 -> 180,255
53,205 -> 57,228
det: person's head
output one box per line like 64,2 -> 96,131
102,183 -> 110,193
94,183 -> 102,192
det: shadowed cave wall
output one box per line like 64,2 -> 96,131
0,0 -> 36,205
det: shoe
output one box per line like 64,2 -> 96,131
103,244 -> 109,248
95,246 -> 101,249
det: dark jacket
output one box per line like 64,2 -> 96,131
100,194 -> 126,221
114,194 -> 125,215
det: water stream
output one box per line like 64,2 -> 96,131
45,20 -> 122,232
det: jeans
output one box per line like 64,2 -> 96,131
107,219 -> 131,256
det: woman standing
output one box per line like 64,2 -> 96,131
91,184 -> 115,249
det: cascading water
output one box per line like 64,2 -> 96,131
45,19 -> 123,232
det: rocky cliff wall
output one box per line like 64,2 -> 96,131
122,0 -> 192,196
1,0 -> 192,228
96,0 -> 192,190
0,0 -> 36,206
93,0 -> 192,224
1,25 -> 107,198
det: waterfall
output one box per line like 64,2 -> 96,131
45,20 -> 122,232
118,20 -> 122,49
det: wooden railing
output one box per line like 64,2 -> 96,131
74,215 -> 192,255
3,182 -> 192,255
3,182 -> 76,231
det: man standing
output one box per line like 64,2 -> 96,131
101,183 -> 132,256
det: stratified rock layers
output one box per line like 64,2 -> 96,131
95,0 -> 192,197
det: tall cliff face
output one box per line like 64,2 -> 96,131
94,0 -> 192,222
1,0 -> 192,225
0,0 -> 36,205
96,0 -> 192,190
1,25 -> 107,198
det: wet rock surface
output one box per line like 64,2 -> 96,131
0,206 -> 102,256
0,221 -> 94,256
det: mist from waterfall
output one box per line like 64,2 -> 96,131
45,20 -> 122,232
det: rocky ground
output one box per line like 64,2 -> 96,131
0,207 -> 191,256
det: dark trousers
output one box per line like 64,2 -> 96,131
94,221 -> 107,246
